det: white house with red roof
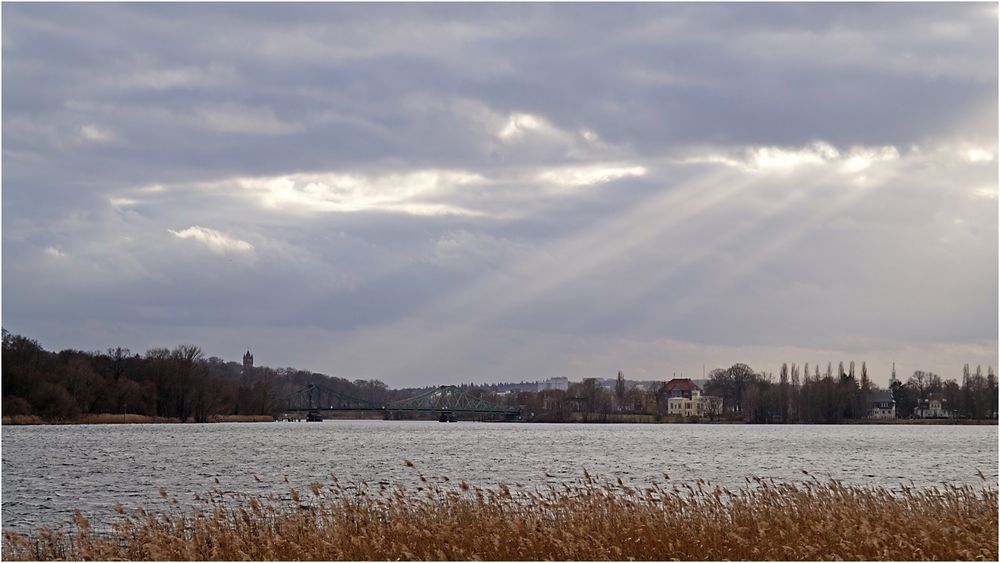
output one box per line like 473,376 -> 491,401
656,378 -> 722,418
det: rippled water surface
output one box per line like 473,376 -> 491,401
3,421 -> 996,532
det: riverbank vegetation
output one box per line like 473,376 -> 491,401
3,330 -> 996,424
3,471 -> 996,560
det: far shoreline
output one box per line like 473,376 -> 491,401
2,414 -> 996,426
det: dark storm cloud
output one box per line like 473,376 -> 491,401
3,3 -> 996,385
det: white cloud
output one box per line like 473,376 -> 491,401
681,143 -> 838,172
433,100 -> 626,164
232,169 -> 486,216
43,246 -> 67,258
168,226 -> 254,254
109,197 -> 138,207
972,186 -> 997,200
498,112 -> 549,142
683,142 -> 902,176
79,124 -> 114,142
840,146 -> 901,173
748,142 -> 840,171
537,163 -> 648,188
965,147 -> 995,163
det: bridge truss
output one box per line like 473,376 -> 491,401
285,383 -> 380,412
284,384 -> 520,420
385,385 -> 518,414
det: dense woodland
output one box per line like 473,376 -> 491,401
2,330 -> 997,423
1,330 -> 395,422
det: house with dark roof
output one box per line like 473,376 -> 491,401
869,389 -> 896,419
659,378 -> 700,399
913,393 -> 952,418
656,378 -> 722,418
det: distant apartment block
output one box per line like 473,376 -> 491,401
537,377 -> 570,392
492,382 -> 538,395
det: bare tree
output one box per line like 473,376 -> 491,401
615,370 -> 626,411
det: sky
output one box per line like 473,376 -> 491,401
3,3 -> 997,388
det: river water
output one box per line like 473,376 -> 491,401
2,421 -> 997,532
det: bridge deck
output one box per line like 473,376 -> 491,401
284,407 -> 519,414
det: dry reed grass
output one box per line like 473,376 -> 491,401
2,414 -> 273,425
1,415 -> 45,425
2,414 -> 180,425
206,415 -> 273,423
77,414 -> 181,424
3,469 -> 996,561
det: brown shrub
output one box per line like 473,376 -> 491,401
2,396 -> 33,417
3,474 -> 996,561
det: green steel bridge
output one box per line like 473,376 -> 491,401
284,383 -> 521,422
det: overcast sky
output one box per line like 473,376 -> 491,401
3,3 -> 997,387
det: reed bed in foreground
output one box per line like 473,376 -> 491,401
4,470 -> 996,561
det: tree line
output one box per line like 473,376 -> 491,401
3,330 -> 996,423
1,330 -> 394,422
495,362 -> 997,423
701,361 -> 996,423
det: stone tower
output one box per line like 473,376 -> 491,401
243,349 -> 254,374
